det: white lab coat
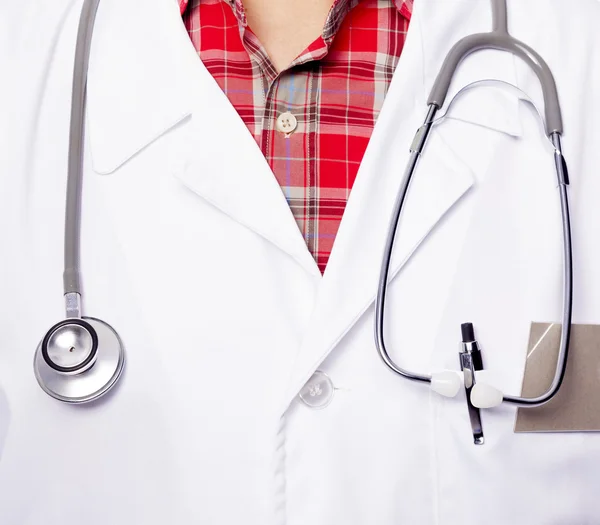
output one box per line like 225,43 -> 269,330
2,0 -> 600,523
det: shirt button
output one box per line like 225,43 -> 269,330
276,112 -> 298,135
298,370 -> 335,409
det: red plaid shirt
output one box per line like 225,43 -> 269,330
181,0 -> 412,273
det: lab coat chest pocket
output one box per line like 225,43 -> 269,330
428,116 -> 600,523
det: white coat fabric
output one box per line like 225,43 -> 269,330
3,0 -> 600,523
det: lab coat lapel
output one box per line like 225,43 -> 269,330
87,0 -> 320,276
87,0 -> 196,175
174,96 -> 321,276
282,0 -> 522,410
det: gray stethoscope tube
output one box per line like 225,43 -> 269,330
375,0 -> 573,420
34,0 -> 125,403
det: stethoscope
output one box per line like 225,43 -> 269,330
34,0 -> 125,403
374,0 -> 572,443
35,0 -> 573,435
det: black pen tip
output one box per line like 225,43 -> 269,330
461,322 -> 475,343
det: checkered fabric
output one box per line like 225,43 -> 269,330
181,0 -> 412,273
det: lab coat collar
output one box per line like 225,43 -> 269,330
87,0 -> 197,175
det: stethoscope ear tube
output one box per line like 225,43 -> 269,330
374,104 -> 439,387
495,132 -> 573,407
473,133 -> 572,408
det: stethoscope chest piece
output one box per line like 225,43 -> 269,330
34,317 -> 125,403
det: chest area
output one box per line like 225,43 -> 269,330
181,0 -> 412,273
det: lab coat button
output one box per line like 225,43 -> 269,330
298,370 -> 334,409
276,112 -> 298,134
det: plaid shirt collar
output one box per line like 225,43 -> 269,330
180,0 -> 413,46
181,0 -> 412,83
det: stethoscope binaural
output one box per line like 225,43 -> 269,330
35,0 -> 573,426
374,0 -> 573,442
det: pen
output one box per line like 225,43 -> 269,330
459,322 -> 485,445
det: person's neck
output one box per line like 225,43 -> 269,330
243,0 -> 335,73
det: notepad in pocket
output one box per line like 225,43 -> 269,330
515,322 -> 600,433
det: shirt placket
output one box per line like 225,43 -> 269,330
274,35 -> 342,257
237,16 -> 334,258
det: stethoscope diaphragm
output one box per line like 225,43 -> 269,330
34,317 -> 125,403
